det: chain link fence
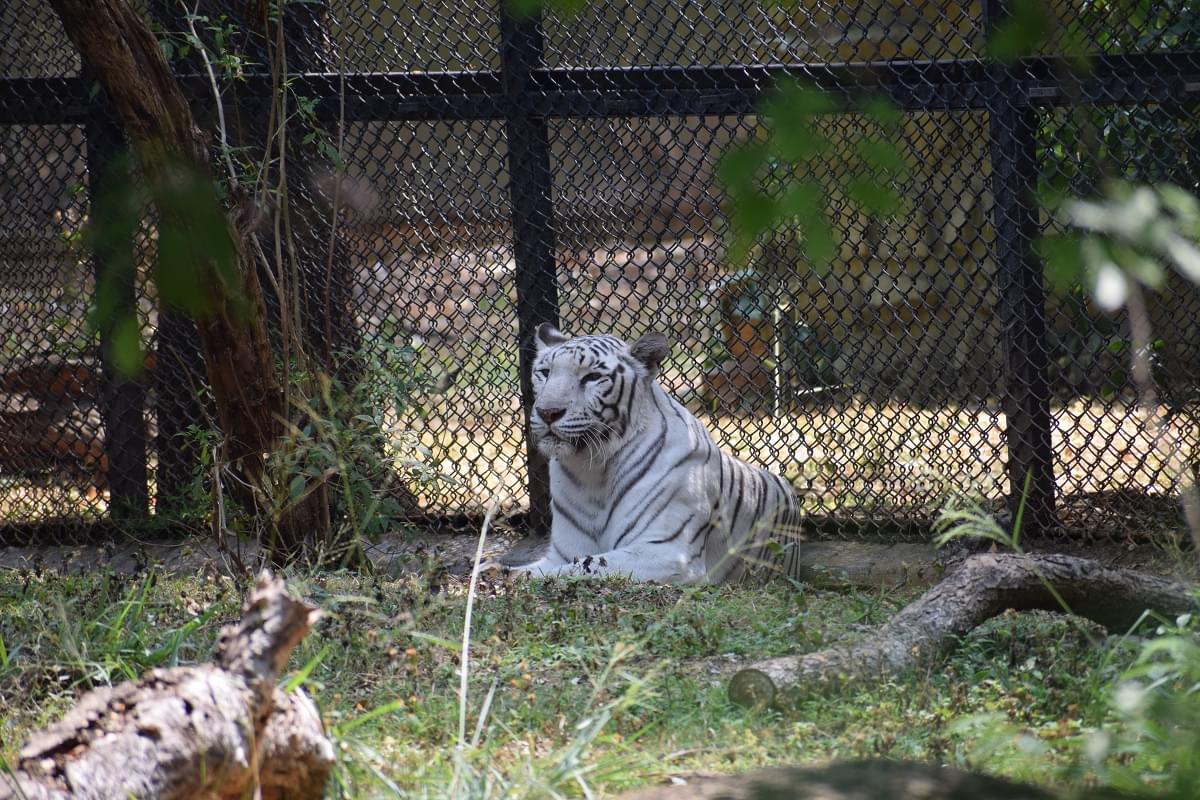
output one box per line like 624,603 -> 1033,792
0,0 -> 1197,545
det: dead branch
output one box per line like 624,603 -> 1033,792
729,553 -> 1198,708
0,574 -> 332,800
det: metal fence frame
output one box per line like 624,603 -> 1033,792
1,0 -> 1198,541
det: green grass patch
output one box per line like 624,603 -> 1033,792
0,566 -> 1185,797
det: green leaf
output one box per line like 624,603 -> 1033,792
333,699 -> 408,738
846,177 -> 904,216
283,644 -> 331,693
289,475 -> 307,502
1037,234 -> 1086,293
801,218 -> 836,269
155,226 -> 209,314
86,153 -> 148,338
727,191 -> 778,265
1037,181 -> 1070,214
777,180 -> 824,221
856,138 -> 908,175
1056,21 -> 1094,72
862,95 -> 903,130
407,630 -> 462,652
1099,367 -> 1128,398
109,315 -> 144,377
89,271 -> 127,334
318,139 -> 344,167
764,83 -> 836,162
1158,184 -> 1200,227
506,0 -> 540,16
147,158 -> 240,312
772,124 -> 828,163
987,0 -> 1051,63
764,81 -> 837,122
1110,242 -> 1166,289
716,142 -> 769,191
734,191 -> 777,233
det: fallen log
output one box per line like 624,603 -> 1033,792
729,553 -> 1199,709
0,574 -> 333,800
618,759 -> 1127,799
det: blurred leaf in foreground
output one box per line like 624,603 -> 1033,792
717,82 -> 907,272
85,150 -> 241,377
1041,182 -> 1200,311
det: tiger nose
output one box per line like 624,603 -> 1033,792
536,406 -> 565,424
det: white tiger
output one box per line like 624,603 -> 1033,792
513,324 -> 802,584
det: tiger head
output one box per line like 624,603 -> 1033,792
529,324 -> 670,461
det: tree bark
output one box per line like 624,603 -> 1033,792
0,574 -> 332,800
729,553 -> 1199,709
49,0 -> 328,560
617,759 -> 1127,800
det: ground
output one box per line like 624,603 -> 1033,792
1,534 -> 1192,798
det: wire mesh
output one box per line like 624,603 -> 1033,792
0,124 -> 102,525
0,0 -> 1197,544
339,119 -> 521,514
331,0 -> 502,72
541,0 -> 986,67
0,3 -> 78,79
1036,99 -> 1200,540
547,110 -> 1007,532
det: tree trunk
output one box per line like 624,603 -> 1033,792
0,574 -> 332,800
49,0 -> 328,560
729,553 -> 1199,709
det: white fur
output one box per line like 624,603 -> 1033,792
514,327 -> 800,584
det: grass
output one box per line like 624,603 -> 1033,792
0,563 -> 1176,797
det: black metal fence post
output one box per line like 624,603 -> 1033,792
153,312 -> 207,518
84,93 -> 148,521
500,3 -> 560,534
985,1 -> 1057,536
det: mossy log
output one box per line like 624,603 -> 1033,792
730,553 -> 1198,709
0,574 -> 332,800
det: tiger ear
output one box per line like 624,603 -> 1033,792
630,332 -> 669,375
535,323 -> 568,351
